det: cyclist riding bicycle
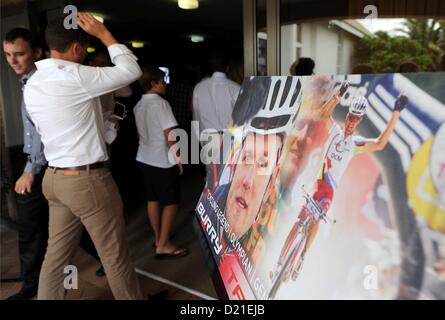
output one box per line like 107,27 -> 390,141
270,92 -> 408,282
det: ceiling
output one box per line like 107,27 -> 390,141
1,0 -> 243,70
71,0 -> 243,46
57,0 -> 243,68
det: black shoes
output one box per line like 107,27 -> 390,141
95,265 -> 106,277
5,286 -> 38,300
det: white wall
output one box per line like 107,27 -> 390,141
280,21 -> 360,76
280,24 -> 297,76
300,23 -> 313,62
341,32 -> 358,74
313,22 -> 339,75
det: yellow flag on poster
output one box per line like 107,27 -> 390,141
407,137 -> 445,232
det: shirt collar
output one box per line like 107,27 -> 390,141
35,58 -> 80,70
212,72 -> 227,79
142,93 -> 159,99
20,67 -> 36,85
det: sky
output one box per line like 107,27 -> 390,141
356,19 -> 408,36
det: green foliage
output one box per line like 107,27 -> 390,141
355,19 -> 445,73
400,19 -> 442,48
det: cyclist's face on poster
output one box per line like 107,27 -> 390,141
226,133 -> 282,240
344,113 -> 363,137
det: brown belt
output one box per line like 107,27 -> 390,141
48,162 -> 105,171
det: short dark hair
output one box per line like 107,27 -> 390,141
45,16 -> 89,53
210,49 -> 229,73
139,66 -> 165,91
292,57 -> 315,76
397,61 -> 420,73
4,27 -> 40,49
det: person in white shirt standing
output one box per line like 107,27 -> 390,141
192,50 -> 241,181
134,66 -> 187,259
193,50 -> 240,135
24,13 -> 143,300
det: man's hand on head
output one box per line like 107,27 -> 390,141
77,12 -> 118,47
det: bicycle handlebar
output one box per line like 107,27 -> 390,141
301,185 -> 337,225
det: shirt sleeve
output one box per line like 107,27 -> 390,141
192,86 -> 199,117
102,110 -> 118,144
230,83 -> 241,110
191,86 -> 201,139
77,44 -> 142,98
22,105 -> 46,175
103,120 -> 118,144
158,100 -> 178,131
24,143 -> 45,175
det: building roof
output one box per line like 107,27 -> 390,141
330,19 -> 373,38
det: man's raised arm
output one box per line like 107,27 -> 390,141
77,12 -> 142,97
363,93 -> 408,153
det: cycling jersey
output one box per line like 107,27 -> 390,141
319,122 -> 366,190
273,122 -> 367,283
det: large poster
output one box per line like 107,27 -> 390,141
195,72 -> 445,300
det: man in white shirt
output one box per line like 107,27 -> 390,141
81,50 -> 133,278
24,13 -> 143,299
192,50 -> 241,136
192,50 -> 240,182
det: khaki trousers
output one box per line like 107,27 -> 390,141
38,167 -> 142,300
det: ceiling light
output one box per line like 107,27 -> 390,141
131,41 -> 144,48
87,47 -> 96,53
178,0 -> 199,10
92,14 -> 104,23
190,35 -> 204,43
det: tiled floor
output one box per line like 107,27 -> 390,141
0,167 -> 218,300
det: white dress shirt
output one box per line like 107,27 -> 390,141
134,93 -> 178,168
103,110 -> 118,144
192,72 -> 240,137
24,44 -> 142,167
